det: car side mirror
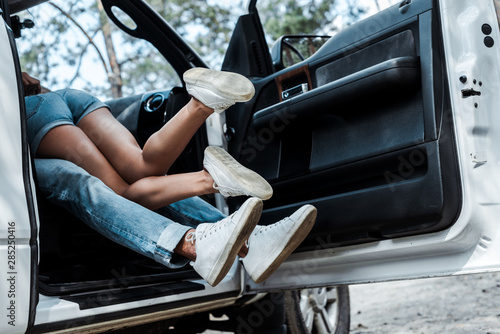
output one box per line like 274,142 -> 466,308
271,35 -> 331,71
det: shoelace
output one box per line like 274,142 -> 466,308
185,231 -> 196,244
185,231 -> 197,267
186,215 -> 233,267
252,217 -> 290,236
192,213 -> 236,242
244,217 -> 292,252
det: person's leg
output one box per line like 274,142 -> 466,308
155,196 -> 226,228
36,124 -> 216,210
168,197 -> 318,286
157,196 -> 251,259
156,196 -> 252,258
76,68 -> 255,184
178,197 -> 263,286
35,158 -> 193,269
36,124 -> 130,194
121,170 -> 217,209
35,158 -> 264,286
77,98 -> 212,183
242,205 -> 317,283
36,81 -> 270,204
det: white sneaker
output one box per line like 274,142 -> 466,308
190,197 -> 263,286
204,146 -> 273,200
243,205 -> 317,283
183,68 -> 255,113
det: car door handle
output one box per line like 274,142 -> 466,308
282,83 -> 309,100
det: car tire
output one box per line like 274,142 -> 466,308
285,286 -> 350,334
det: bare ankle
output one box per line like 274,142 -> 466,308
202,170 -> 217,194
188,97 -> 213,117
175,229 -> 197,261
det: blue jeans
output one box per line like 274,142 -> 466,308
35,158 -> 226,269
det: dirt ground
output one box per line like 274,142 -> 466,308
349,272 -> 500,334
204,272 -> 500,334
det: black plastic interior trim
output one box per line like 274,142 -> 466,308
39,270 -> 201,296
313,29 -> 417,87
252,56 -> 421,131
221,12 -> 274,77
259,141 -> 449,249
310,0 -> 431,62
62,281 -> 204,310
263,143 -> 432,211
418,10 -> 438,141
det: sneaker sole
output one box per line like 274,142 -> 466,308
252,205 -> 317,283
207,198 -> 263,286
184,68 -> 255,102
205,146 -> 273,200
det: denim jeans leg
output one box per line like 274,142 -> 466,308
155,196 -> 226,229
34,158 -> 194,268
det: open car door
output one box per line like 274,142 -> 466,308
222,0 -> 500,292
0,6 -> 39,333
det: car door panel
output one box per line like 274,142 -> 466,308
226,0 -> 500,291
226,0 -> 461,250
0,10 -> 39,333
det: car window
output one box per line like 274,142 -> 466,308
146,0 -> 243,70
258,0 -> 401,66
260,0 -> 401,38
15,0 -> 181,100
142,1 -> 402,71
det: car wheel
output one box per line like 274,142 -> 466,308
285,286 -> 350,334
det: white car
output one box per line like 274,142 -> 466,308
1,0 -> 500,333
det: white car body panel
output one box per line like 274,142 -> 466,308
35,294 -> 239,333
0,17 -> 34,334
246,0 -> 500,292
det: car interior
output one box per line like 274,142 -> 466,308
36,87 -> 208,300
4,0 -> 213,304
3,0 -> 462,308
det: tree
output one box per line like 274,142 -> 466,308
258,0 -> 372,41
96,0 -> 122,98
18,1 -> 112,97
260,0 -> 338,40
